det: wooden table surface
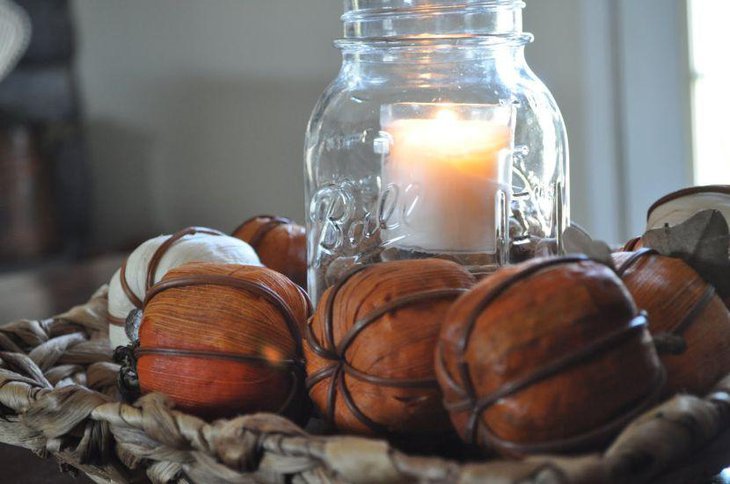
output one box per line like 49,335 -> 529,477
0,255 -> 123,322
0,255 -> 123,484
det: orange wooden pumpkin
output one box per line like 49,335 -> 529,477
436,256 -> 665,456
622,236 -> 644,252
137,262 -> 311,421
304,259 -> 475,439
233,215 -> 307,288
613,248 -> 730,395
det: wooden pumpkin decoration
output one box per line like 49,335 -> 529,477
622,236 -> 643,252
647,185 -> 730,230
233,215 -> 307,288
623,186 -> 730,256
613,249 -> 730,395
108,227 -> 261,348
137,262 -> 311,421
436,256 -> 665,456
622,208 -> 730,312
304,259 -> 475,439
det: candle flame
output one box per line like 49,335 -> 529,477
435,108 -> 459,122
387,114 -> 511,179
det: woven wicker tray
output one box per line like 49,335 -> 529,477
1,286 -> 729,484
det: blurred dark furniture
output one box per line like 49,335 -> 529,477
0,116 -> 58,262
0,0 -> 90,269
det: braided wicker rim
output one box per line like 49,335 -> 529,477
3,287 -> 730,483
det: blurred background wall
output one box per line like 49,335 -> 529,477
72,0 -> 341,252
0,0 -> 700,263
70,0 -> 694,252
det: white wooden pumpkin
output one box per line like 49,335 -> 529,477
107,227 -> 261,348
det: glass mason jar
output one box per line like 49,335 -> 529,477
305,0 -> 569,303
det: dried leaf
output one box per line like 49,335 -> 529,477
642,210 -> 730,298
643,210 -> 728,260
562,226 -> 615,269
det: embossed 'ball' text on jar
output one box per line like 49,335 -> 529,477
305,0 -> 569,303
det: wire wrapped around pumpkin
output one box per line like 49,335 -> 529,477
613,248 -> 730,395
304,259 -> 475,441
136,262 -> 311,422
232,215 -> 307,288
436,256 -> 666,457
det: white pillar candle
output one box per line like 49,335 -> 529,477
379,103 -> 514,253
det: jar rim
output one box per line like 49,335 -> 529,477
340,0 -> 529,45
342,0 -> 525,19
